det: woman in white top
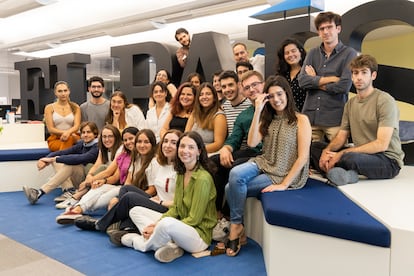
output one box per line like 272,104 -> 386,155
106,90 -> 145,132
145,81 -> 171,143
45,81 -> 81,151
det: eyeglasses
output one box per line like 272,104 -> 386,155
243,81 -> 263,91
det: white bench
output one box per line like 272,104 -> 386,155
0,123 -> 53,192
244,166 -> 414,276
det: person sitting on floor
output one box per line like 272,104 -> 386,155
55,124 -> 123,209
120,131 -> 217,263
74,129 -> 182,244
23,121 -> 99,205
55,129 -> 157,224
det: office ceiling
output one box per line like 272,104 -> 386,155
0,0 -> 413,60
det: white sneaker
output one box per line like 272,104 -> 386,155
55,197 -> 79,209
154,242 -> 184,263
121,233 -> 140,248
54,190 -> 74,203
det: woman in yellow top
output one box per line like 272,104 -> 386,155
45,81 -> 81,151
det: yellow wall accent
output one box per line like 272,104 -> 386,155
362,32 -> 414,69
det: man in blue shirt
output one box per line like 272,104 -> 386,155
298,11 -> 357,142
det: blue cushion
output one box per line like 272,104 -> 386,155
260,178 -> 391,247
0,148 -> 50,161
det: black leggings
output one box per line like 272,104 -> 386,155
96,185 -> 168,232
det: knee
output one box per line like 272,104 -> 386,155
129,206 -> 145,218
157,217 -> 175,230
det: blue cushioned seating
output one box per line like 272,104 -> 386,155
260,178 -> 391,247
0,148 -> 50,162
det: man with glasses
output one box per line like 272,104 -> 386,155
298,11 -> 357,142
210,70 -> 264,228
80,76 -> 110,131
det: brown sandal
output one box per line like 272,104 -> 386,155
211,242 -> 226,256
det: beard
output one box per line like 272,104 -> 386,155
91,92 -> 103,98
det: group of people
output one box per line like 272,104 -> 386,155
22,11 -> 404,263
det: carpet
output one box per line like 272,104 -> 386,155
0,190 -> 267,275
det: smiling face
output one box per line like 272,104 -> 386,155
101,128 -> 116,149
233,44 -> 249,62
190,76 -> 201,88
283,43 -> 302,67
267,85 -> 288,115
221,77 -> 239,102
155,70 -> 169,84
122,132 -> 136,152
178,136 -> 200,168
152,84 -> 167,104
242,75 -> 264,103
198,86 -> 215,108
162,132 -> 179,162
80,125 -> 96,143
176,32 -> 190,47
110,95 -> 125,115
179,87 -> 195,109
135,133 -> 153,156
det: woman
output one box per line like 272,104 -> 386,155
74,129 -> 182,240
185,82 -> 227,154
186,72 -> 203,89
145,81 -> 172,143
276,38 -> 307,112
154,69 -> 177,99
45,81 -> 81,151
106,90 -> 145,132
225,75 -> 311,257
55,125 -> 123,209
23,121 -> 99,205
212,70 -> 225,105
120,131 -> 217,263
160,82 -> 195,137
55,127 -> 140,224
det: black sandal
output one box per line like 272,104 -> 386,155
226,238 -> 241,257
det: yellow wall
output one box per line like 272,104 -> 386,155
362,32 -> 414,69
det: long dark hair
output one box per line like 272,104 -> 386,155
192,82 -> 221,130
157,129 -> 183,166
275,38 -> 306,76
130,129 -> 157,191
259,76 -> 297,137
98,124 -> 122,164
121,127 -> 139,154
150,81 -> 172,103
174,131 -> 216,176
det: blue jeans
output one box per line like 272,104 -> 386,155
337,152 -> 400,179
225,162 -> 273,224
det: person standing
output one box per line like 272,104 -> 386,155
45,81 -> 81,151
276,38 -> 307,112
175,28 -> 191,68
311,54 -> 404,186
80,76 -> 110,131
298,11 -> 357,142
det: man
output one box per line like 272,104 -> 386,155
220,70 -> 251,136
175,28 -> 191,68
212,70 -> 225,105
211,70 -> 263,222
80,76 -> 109,131
298,11 -> 357,142
232,42 -> 265,77
311,54 -> 404,186
236,61 -> 253,81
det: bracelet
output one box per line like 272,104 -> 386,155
159,200 -> 163,205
